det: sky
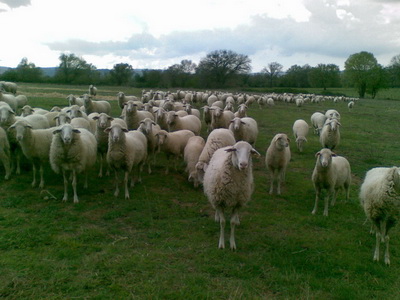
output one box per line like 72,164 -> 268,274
1,0 -> 400,72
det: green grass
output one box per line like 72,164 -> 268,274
1,83 -> 400,298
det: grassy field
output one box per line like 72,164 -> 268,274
1,83 -> 400,299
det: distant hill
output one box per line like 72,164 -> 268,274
0,66 -> 11,75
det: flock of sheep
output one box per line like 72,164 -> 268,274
0,81 -> 398,265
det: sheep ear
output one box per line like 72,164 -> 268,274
251,148 -> 261,157
225,147 -> 237,153
8,124 -> 15,130
53,129 -> 61,134
25,124 -> 33,129
315,151 -> 321,157
108,117 -> 114,121
104,127 -> 111,133
337,122 -> 342,126
241,121 -> 246,124
287,138 -> 290,142
73,129 -> 81,133
152,121 -> 157,125
122,128 -> 129,132
92,116 -> 99,120
331,152 -> 337,157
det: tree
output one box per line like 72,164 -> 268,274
109,63 -> 133,86
309,64 -> 341,90
281,64 -> 311,88
366,65 -> 388,99
1,57 -> 43,82
196,49 -> 251,87
261,62 -> 283,87
165,60 -> 197,87
344,51 -> 381,98
387,54 -> 400,87
55,53 -> 98,84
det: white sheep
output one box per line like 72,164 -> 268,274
66,94 -> 84,107
360,167 -> 400,265
325,109 -> 341,120
265,133 -> 291,195
267,98 -> 275,107
184,136 -> 205,188
292,119 -> 309,152
184,104 -> 201,119
138,117 -> 161,174
234,104 -> 248,118
228,117 -> 258,146
320,118 -> 341,150
204,141 -> 260,250
117,92 -> 139,109
0,81 -> 17,94
88,84 -> 97,97
201,106 -> 213,133
15,95 -> 28,111
155,129 -> 195,174
0,91 -> 17,112
166,111 -> 201,135
105,124 -> 147,199
195,128 -> 236,185
348,101 -> 355,111
123,100 -> 154,130
50,124 -> 97,203
210,106 -> 235,130
0,126 -> 11,180
82,94 -> 111,115
312,148 -> 351,216
9,119 -> 53,188
310,112 -> 326,135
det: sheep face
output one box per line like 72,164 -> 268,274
316,148 -> 336,168
94,113 -> 112,129
117,92 -> 124,100
166,111 -> 177,126
139,118 -> 156,135
54,113 -> 71,126
105,124 -> 128,143
21,105 -> 34,117
273,134 -> 290,150
9,121 -> 32,142
125,101 -> 137,113
155,131 -> 167,146
325,118 -> 341,131
231,117 -> 245,131
0,106 -> 14,124
54,124 -> 80,145
226,141 -> 260,170
67,105 -> 83,119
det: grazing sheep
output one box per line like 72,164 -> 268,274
82,94 -> 111,115
210,106 -> 235,130
88,84 -> 97,97
123,100 -> 154,130
348,101 -> 355,111
195,128 -> 236,184
50,124 -> 97,203
105,124 -> 147,199
320,118 -> 341,150
360,167 -> 400,265
0,127 -> 11,180
267,97 -> 275,107
166,111 -> 201,135
0,81 -> 17,94
184,136 -> 205,188
292,119 -> 309,152
311,148 -> 351,216
9,119 -> 53,188
138,118 -> 161,174
66,94 -> 84,107
228,117 -> 258,146
310,112 -> 326,135
204,141 -> 260,250
265,133 -> 291,195
155,129 -> 195,174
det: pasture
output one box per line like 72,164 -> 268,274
1,83 -> 400,299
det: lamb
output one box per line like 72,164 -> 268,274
155,129 -> 195,174
137,117 -> 161,174
105,124 -> 147,199
360,167 -> 400,265
166,111 -> 201,135
310,112 -> 326,135
117,92 -> 139,109
49,124 -> 97,203
210,106 -> 235,130
312,148 -> 351,216
66,94 -> 84,107
228,117 -> 258,146
9,119 -> 54,188
203,141 -> 260,250
88,84 -> 97,97
82,94 -> 111,115
292,119 -> 309,152
195,128 -> 236,184
265,133 -> 291,195
184,136 -> 205,188
0,127 -> 11,180
320,118 -> 341,150
123,100 -> 154,130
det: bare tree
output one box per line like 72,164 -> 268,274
261,62 -> 283,87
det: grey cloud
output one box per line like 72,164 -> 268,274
0,0 -> 31,8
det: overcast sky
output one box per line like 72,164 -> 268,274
1,0 -> 399,72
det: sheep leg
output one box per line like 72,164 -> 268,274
15,151 -> 21,175
277,170 -> 282,195
31,163 -> 37,187
84,171 -> 88,189
230,210 -> 240,251
39,164 -> 45,189
312,189 -> 320,215
384,235 -> 390,265
98,154 -> 103,178
124,171 -> 130,200
0,148 -> 11,180
323,192 -> 331,217
331,189 -> 337,206
217,209 -> 225,249
114,170 -> 120,197
72,170 -> 79,203
374,231 -> 381,262
62,170 -> 68,202
269,169 -> 275,194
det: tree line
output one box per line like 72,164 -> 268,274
1,49 -> 400,98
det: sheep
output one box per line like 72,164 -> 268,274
310,112 -> 326,135
267,98 -> 275,107
184,104 -> 201,119
0,91 -> 17,112
265,133 -> 291,195
320,118 -> 341,150
88,84 -> 97,97
210,106 -> 235,130
105,124 -> 147,199
195,128 -> 236,185
0,81 -> 17,94
9,119 -> 53,188
348,101 -> 355,111
0,127 -> 11,180
15,95 -> 28,111
166,111 -> 201,135
234,104 -> 248,118
325,109 -> 341,120
43,111 -> 60,127
360,167 -> 400,265
207,94 -> 218,106
137,117 -> 161,174
49,124 -> 97,203
295,97 -> 304,107
82,94 -> 111,115
312,148 -> 351,216
154,107 -> 169,130
292,119 -> 309,152
228,117 -> 258,146
66,104 -> 88,120
204,141 -> 260,250
184,136 -> 205,188
201,105 -> 213,133
117,92 -> 139,109
66,94 -> 84,107
155,129 -> 195,174
123,100 -> 154,130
